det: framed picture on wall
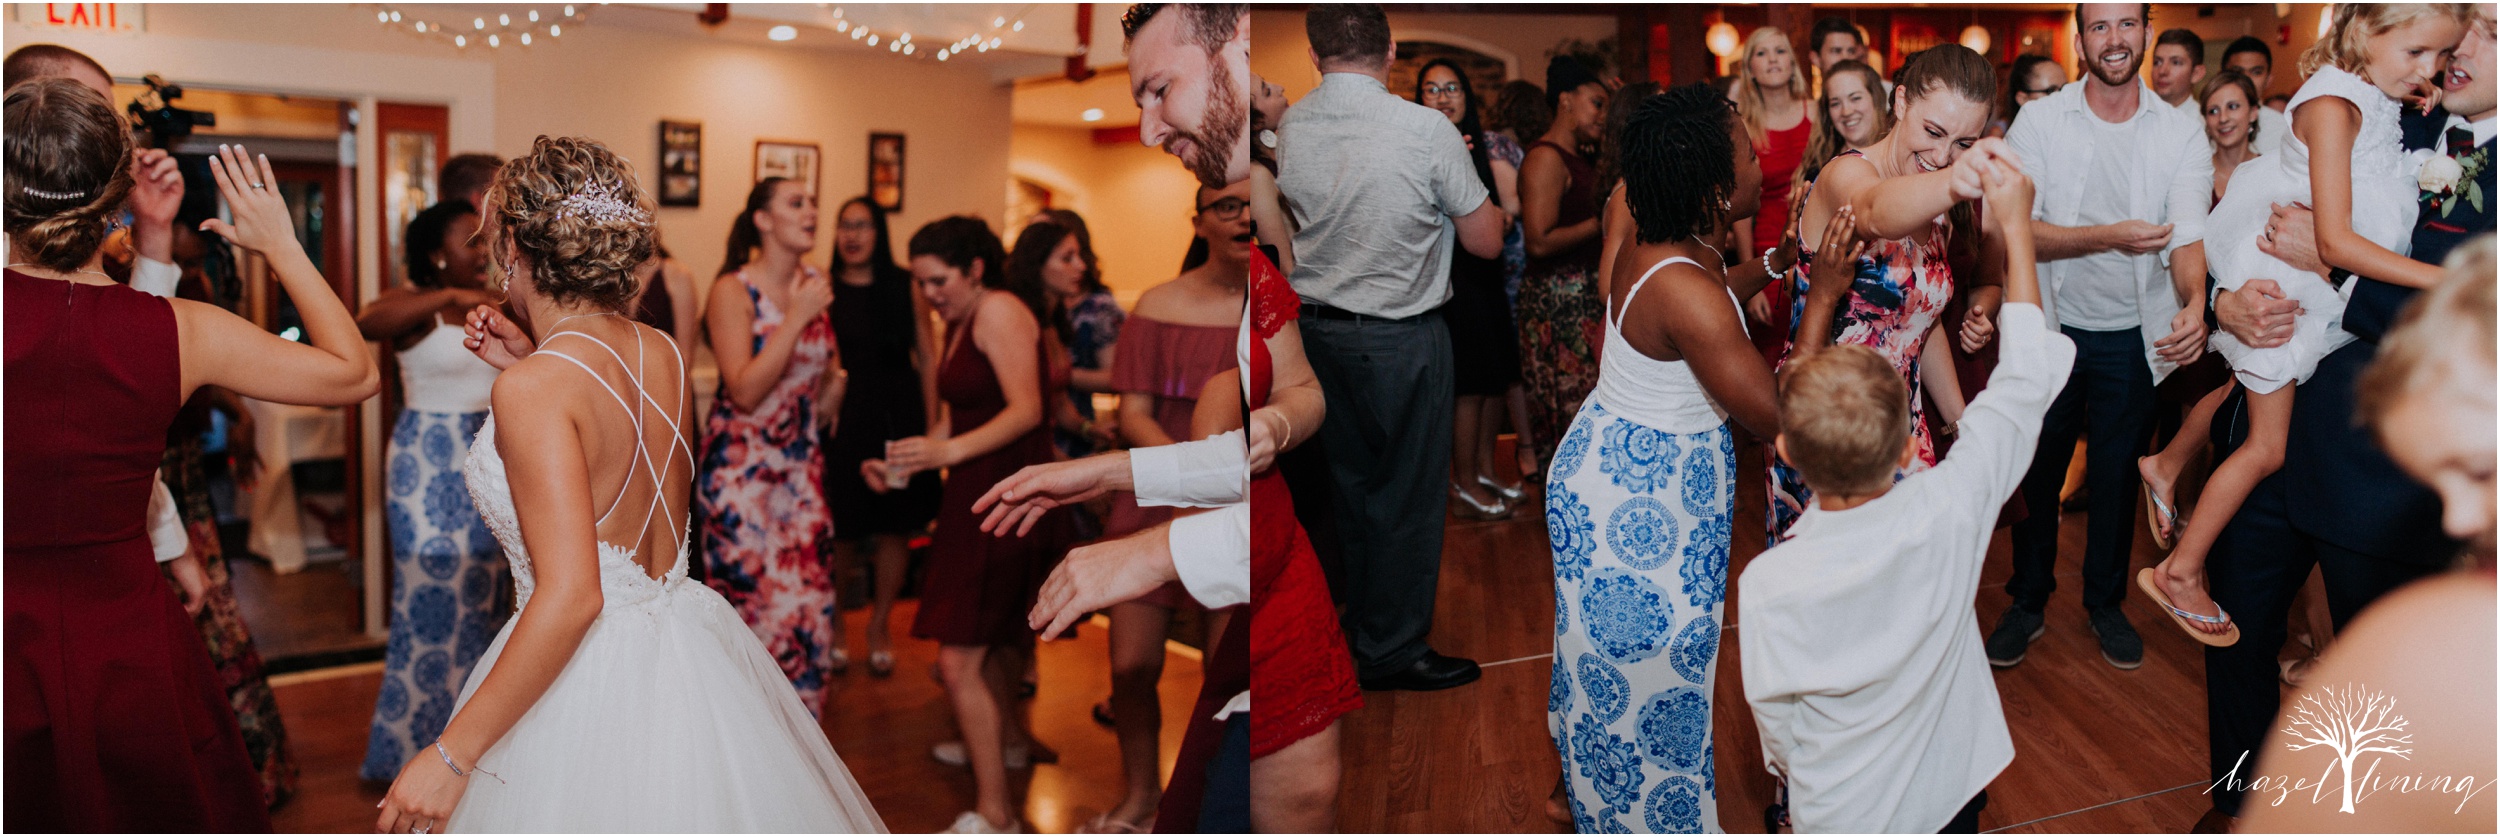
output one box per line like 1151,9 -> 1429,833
754,140 -> 821,199
868,132 -> 905,212
658,120 -> 702,207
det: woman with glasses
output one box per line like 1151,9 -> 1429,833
1990,54 -> 2067,138
823,195 -> 943,679
1417,57 -> 1529,518
1077,179 -> 1254,833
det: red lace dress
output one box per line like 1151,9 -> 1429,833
1247,252 -> 1363,758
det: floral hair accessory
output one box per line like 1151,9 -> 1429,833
557,180 -> 650,226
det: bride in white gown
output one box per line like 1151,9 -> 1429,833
376,136 -> 885,834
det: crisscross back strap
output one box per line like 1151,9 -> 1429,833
538,326 -> 694,558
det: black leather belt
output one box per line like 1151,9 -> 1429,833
1301,303 -> 1424,323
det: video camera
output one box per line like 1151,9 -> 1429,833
127,73 -> 215,149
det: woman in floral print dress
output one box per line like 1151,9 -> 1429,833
1765,46 -> 2007,541
1548,85 -> 1789,835
699,177 -> 844,716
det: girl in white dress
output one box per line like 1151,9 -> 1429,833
2135,4 -> 2470,645
374,136 -> 885,834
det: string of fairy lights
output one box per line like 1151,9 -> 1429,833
819,4 -> 1035,62
371,4 -> 590,50
369,4 -> 1034,61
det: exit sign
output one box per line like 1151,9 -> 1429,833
28,4 -> 145,33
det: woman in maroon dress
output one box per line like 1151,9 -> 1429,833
4,80 -> 378,831
869,216 -> 1067,834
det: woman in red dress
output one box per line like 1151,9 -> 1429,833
870,216 -> 1068,834
1732,24 -> 1817,365
4,81 -> 378,831
1241,248 -> 1361,832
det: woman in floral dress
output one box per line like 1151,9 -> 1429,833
1767,46 -> 2004,540
1548,84 -> 1789,834
699,177 -> 844,716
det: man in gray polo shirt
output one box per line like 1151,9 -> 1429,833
1276,3 -> 1509,692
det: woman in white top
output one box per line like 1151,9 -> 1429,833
375,136 -> 883,833
353,198 -> 511,782
1546,83 -> 1791,834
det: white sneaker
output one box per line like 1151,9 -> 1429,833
930,740 -> 1031,769
942,811 -> 1021,834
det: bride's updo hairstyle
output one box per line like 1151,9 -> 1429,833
482,135 -> 656,310
4,78 -> 135,272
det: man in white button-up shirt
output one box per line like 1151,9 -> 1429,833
1992,3 -> 2212,673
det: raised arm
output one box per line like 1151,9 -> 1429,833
1846,138 -> 2014,241
1249,165 -> 1298,275
358,285 -> 494,346
706,266 -> 832,413
1790,207 -> 1868,357
177,145 -> 379,407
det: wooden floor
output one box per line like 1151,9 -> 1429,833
1339,437 -> 2296,833
267,600 -> 1201,833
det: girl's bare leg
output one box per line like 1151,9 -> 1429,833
2155,384 -> 2293,633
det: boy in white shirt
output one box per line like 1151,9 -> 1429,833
1739,166 -> 2074,833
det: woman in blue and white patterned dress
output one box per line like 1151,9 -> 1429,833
1548,85 -> 1785,834
354,200 -> 511,780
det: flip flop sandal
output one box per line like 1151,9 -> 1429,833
2137,567 -> 2241,647
2140,473 -> 2185,550
868,650 -> 896,678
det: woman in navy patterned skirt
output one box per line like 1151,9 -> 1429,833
1547,85 -> 1790,834
356,200 -> 511,780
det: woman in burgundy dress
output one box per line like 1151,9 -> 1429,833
869,216 -> 1068,834
5,82 -> 378,831
1516,55 -> 1611,470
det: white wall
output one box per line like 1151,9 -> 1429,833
490,19 -> 1014,282
1009,124 -> 1202,307
6,2 -> 1015,284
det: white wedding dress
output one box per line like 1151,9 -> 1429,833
445,325 -> 886,833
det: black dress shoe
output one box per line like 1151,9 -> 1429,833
1358,651 -> 1482,691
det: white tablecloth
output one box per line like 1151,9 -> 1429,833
242,398 -> 346,574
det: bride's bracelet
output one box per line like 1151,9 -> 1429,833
436,740 -> 506,784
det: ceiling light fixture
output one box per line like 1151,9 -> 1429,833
769,24 -> 797,41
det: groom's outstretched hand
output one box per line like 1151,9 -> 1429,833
1028,522 -> 1179,640
974,451 -> 1132,537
